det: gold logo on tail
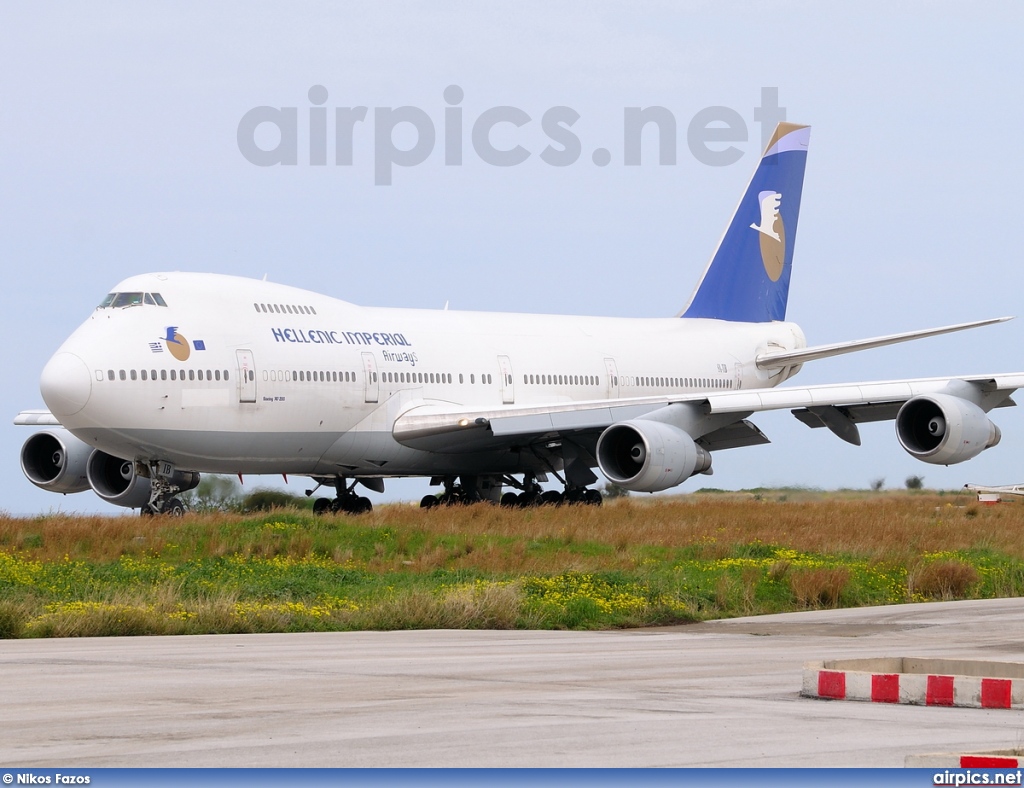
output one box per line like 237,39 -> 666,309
750,190 -> 786,281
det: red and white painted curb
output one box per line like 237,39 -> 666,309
802,658 -> 1024,709
906,752 -> 1022,768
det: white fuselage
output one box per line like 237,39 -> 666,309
42,272 -> 806,478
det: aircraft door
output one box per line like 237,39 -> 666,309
236,349 -> 257,403
604,358 -> 620,398
497,355 -> 514,404
361,352 -> 379,403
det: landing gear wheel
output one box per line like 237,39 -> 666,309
140,504 -> 155,516
500,492 -> 519,508
332,492 -> 373,514
420,495 -> 439,509
166,498 -> 187,516
516,491 -> 542,508
563,487 -> 585,505
313,497 -> 333,515
584,489 -> 603,506
540,490 -> 563,506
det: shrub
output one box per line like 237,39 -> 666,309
788,567 -> 850,608
909,560 -> 979,600
240,489 -> 310,512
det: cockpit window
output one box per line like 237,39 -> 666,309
112,292 -> 144,307
98,292 -> 168,309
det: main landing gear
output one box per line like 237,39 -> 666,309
498,476 -> 603,508
419,477 -> 484,509
311,478 -> 373,515
416,473 -> 603,509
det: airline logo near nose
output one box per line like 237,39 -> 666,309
750,190 -> 786,282
150,327 -> 206,361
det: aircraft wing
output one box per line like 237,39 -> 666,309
392,373 -> 1024,454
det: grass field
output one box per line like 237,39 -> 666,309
1,491 -> 1022,638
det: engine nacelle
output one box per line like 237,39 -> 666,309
86,453 -> 202,509
896,393 -> 1001,465
86,452 -> 154,508
20,430 -> 92,494
596,420 -> 712,492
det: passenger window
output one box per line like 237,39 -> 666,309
108,370 -> 115,381
130,370 -> 137,380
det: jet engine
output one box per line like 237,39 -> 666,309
86,452 -> 154,508
86,452 -> 200,509
895,393 -> 1001,465
596,420 -> 712,492
20,430 -> 92,494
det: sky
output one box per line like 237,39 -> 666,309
3,1 -> 1024,515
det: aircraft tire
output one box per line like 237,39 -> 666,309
540,490 -> 563,506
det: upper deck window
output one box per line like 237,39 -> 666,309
98,292 -> 168,309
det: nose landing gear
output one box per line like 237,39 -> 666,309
140,462 -> 199,516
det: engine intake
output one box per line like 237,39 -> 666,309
896,393 -> 1001,465
596,420 -> 711,492
86,452 -> 154,508
20,430 -> 92,494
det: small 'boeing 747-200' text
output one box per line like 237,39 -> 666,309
16,123 -> 1023,514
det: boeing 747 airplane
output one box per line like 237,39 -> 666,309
16,123 -> 1024,514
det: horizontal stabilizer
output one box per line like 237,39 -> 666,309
14,410 -> 60,426
756,316 -> 1012,369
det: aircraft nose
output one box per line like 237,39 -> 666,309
40,351 -> 93,419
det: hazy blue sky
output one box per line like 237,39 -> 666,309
3,1 -> 1024,514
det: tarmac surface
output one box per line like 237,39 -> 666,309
2,597 -> 1023,767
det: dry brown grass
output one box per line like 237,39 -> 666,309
2,493 -> 1021,567
908,560 -> 981,600
788,567 -> 851,608
394,494 -> 1024,565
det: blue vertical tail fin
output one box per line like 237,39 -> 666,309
680,123 -> 810,322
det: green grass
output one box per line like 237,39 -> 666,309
2,495 -> 1023,638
